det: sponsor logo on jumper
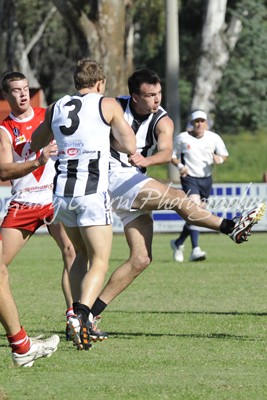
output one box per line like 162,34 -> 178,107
82,150 -> 98,157
13,127 -> 20,136
67,148 -> 80,156
63,142 -> 84,148
15,135 -> 26,144
18,183 -> 53,193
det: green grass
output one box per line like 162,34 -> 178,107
148,130 -> 267,183
0,232 -> 266,400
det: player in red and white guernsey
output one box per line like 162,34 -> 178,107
0,72 -> 85,366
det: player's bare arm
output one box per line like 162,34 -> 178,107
31,106 -> 54,152
129,115 -> 174,168
103,98 -> 136,155
0,128 -> 50,181
171,155 -> 189,177
213,153 -> 228,164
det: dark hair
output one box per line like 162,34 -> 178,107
1,71 -> 27,92
73,58 -> 106,90
128,68 -> 161,95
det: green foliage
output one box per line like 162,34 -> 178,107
0,233 -> 266,399
16,0 -> 51,39
131,0 -> 166,73
215,0 -> 267,133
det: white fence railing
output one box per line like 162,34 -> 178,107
113,182 -> 267,233
0,183 -> 266,233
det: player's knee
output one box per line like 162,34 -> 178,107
0,263 -> 10,283
131,253 -> 152,273
61,243 -> 76,265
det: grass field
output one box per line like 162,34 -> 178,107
0,232 -> 266,400
147,130 -> 267,184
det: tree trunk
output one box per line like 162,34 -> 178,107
191,0 -> 242,116
53,0 -> 133,96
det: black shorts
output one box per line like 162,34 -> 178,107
181,175 -> 212,201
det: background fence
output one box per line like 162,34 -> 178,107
0,183 -> 266,233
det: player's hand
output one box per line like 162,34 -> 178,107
213,154 -> 224,164
38,141 -> 58,165
178,164 -> 189,177
129,153 -> 149,168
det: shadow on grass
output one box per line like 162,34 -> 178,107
0,331 -> 260,346
106,331 -> 261,341
1,309 -> 265,347
109,310 -> 267,317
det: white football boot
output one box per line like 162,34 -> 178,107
12,335 -> 60,367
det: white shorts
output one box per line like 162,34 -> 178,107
108,168 -> 153,227
52,192 -> 112,227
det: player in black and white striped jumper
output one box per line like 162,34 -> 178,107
90,69 -> 265,322
31,58 -> 137,350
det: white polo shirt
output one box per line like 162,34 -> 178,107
173,130 -> 229,178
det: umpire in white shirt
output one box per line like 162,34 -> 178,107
170,110 -> 229,262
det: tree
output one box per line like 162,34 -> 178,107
190,0 -> 242,117
52,0 -> 132,96
0,0 -> 134,98
215,0 -> 267,132
0,0 -> 56,89
0,0 -> 265,134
